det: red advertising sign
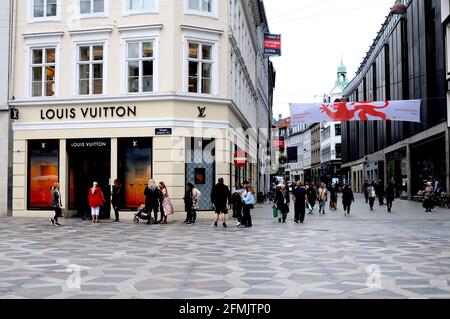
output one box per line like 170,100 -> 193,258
272,137 -> 285,150
234,151 -> 247,168
264,33 -> 281,56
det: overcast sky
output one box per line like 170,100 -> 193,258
263,0 -> 394,118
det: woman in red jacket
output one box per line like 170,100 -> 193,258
88,182 -> 105,224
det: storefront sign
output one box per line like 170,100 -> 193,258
40,106 -> 137,120
67,139 -> 110,152
264,33 -> 282,56
155,128 -> 172,135
234,151 -> 247,168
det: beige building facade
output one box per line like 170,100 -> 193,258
10,0 -> 275,218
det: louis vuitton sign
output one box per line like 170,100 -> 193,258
40,106 -> 137,120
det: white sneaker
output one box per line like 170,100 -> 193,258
236,222 -> 241,227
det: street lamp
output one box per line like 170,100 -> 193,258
391,0 -> 407,15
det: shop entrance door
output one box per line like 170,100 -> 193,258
68,139 -> 111,218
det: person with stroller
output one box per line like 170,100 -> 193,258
144,179 -> 162,224
306,183 -> 317,214
88,181 -> 105,224
211,178 -> 231,228
50,183 -> 62,227
275,182 -> 290,223
342,184 -> 354,215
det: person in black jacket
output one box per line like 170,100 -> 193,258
385,183 -> 395,213
342,184 -> 354,215
275,182 -> 290,223
292,181 -> 307,223
144,179 -> 163,224
50,183 -> 62,227
376,180 -> 385,206
211,178 -> 231,228
111,179 -> 122,223
183,183 -> 194,224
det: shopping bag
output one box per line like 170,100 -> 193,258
272,205 -> 278,218
307,203 -> 313,213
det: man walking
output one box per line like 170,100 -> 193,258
292,181 -> 307,223
363,180 -> 369,203
318,183 -> 328,214
211,178 -> 231,228
376,180 -> 385,206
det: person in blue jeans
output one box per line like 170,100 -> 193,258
241,185 -> 255,228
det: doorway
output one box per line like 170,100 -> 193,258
68,139 -> 111,218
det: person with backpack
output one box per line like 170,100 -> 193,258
317,183 -> 328,214
211,178 -> 231,228
367,182 -> 376,211
342,184 -> 354,215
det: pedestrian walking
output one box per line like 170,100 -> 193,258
329,183 -> 338,210
306,184 -> 317,214
111,179 -> 122,223
376,180 -> 385,206
318,183 -> 328,214
211,178 -> 231,228
159,182 -> 174,224
88,181 -> 105,224
50,183 -> 62,227
292,180 -> 307,223
192,184 -> 201,224
275,182 -> 290,223
183,183 -> 194,224
342,184 -> 354,215
231,187 -> 244,226
367,182 -> 376,211
423,182 -> 434,212
144,179 -> 162,224
385,182 -> 395,213
363,180 -> 369,204
241,185 -> 255,228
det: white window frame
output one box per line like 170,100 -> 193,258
184,0 -> 218,19
182,28 -> 219,96
23,33 -> 62,99
76,44 -> 106,96
27,0 -> 61,23
77,0 -> 109,19
119,26 -> 161,95
124,41 -> 156,94
122,0 -> 159,16
70,30 -> 111,97
30,47 -> 57,98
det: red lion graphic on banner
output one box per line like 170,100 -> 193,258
320,101 -> 389,121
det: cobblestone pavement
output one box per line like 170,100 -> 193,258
1,194 -> 450,299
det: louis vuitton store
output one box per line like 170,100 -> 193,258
11,100 -> 258,218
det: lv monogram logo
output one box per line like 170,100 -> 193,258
41,143 -> 46,149
133,141 -> 138,147
198,106 -> 207,118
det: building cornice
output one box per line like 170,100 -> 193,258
180,25 -> 224,35
69,28 -> 113,36
117,24 -> 163,32
22,31 -> 64,38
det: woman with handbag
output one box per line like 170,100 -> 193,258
275,182 -> 290,223
159,181 -> 173,224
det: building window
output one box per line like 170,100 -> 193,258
185,0 -> 217,17
28,140 -> 59,210
335,143 -> 342,159
77,45 -> 104,95
80,0 -> 105,14
335,124 -> 342,136
33,0 -> 57,18
126,41 -> 154,93
31,48 -> 56,97
125,0 -> 157,13
118,138 -> 152,209
188,42 -> 213,94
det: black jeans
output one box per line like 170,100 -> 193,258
113,206 -> 119,221
369,198 -> 375,210
343,202 -> 351,214
378,196 -> 384,206
242,204 -> 252,227
54,207 -> 62,222
386,201 -> 393,211
234,206 -> 243,223
294,202 -> 305,222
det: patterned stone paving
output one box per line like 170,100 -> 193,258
1,194 -> 450,299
